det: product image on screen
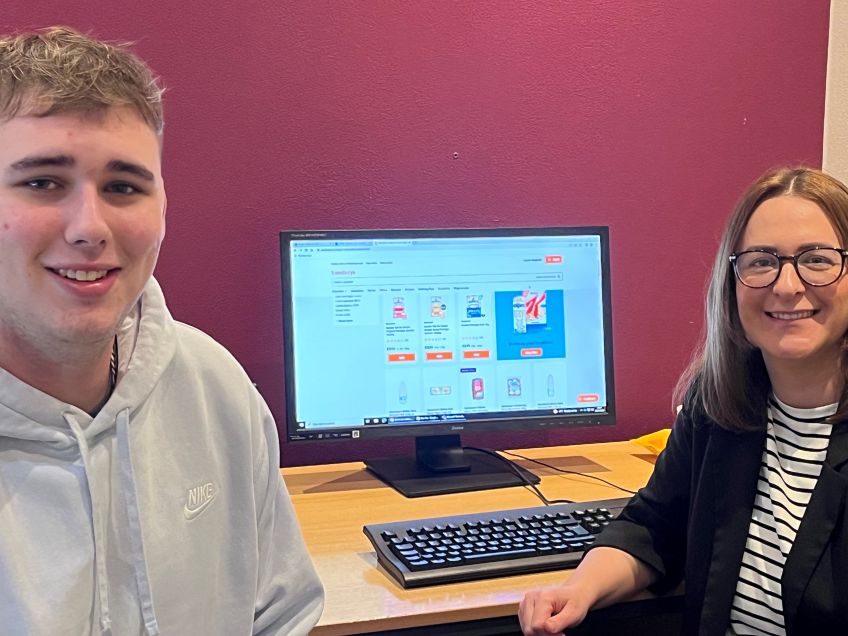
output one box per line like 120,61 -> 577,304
280,227 -> 615,497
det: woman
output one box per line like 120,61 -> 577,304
519,167 -> 848,636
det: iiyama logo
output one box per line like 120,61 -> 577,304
184,482 -> 217,520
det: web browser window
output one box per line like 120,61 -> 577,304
287,234 -> 608,431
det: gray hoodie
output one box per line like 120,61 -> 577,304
0,278 -> 324,635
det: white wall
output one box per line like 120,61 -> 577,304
825,1 -> 848,180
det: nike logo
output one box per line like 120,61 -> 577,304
184,482 -> 217,520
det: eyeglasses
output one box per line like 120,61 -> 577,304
729,247 -> 848,288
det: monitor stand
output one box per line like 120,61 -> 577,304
364,434 -> 540,498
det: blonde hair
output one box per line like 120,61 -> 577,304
0,26 -> 164,135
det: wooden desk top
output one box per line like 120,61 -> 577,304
283,440 -> 657,635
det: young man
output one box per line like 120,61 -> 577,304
0,27 -> 324,634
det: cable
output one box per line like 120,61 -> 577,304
464,446 -> 567,505
463,446 -> 638,506
500,449 -> 638,495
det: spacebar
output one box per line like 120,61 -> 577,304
463,548 -> 538,563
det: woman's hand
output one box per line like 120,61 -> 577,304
517,547 -> 657,635
518,584 -> 593,635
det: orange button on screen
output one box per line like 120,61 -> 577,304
425,351 -> 454,361
520,348 -> 543,357
388,353 -> 416,362
577,394 -> 600,403
462,350 -> 491,359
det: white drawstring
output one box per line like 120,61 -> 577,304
116,408 -> 160,635
64,408 -> 161,635
63,412 -> 112,634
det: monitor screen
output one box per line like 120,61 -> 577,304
280,227 -> 615,497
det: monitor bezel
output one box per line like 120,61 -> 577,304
279,225 -> 616,444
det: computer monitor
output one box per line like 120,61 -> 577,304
280,227 -> 615,497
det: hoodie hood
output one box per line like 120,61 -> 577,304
0,277 -> 176,634
0,277 -> 177,445
0,277 -> 325,634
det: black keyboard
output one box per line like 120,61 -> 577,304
363,497 -> 629,588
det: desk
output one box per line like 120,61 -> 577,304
283,441 -> 661,635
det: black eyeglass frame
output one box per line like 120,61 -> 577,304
729,247 -> 848,288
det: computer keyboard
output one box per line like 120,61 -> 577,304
363,497 -> 630,588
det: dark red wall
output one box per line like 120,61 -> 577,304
4,3 -> 830,466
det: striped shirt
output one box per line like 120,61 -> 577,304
726,397 -> 835,636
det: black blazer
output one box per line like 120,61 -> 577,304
592,402 -> 848,635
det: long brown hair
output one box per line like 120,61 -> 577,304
674,167 -> 848,431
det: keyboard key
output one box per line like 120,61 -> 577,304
464,547 -> 537,562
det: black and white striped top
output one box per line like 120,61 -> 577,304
726,397 -> 835,636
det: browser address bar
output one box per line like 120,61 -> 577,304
331,272 -> 563,285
